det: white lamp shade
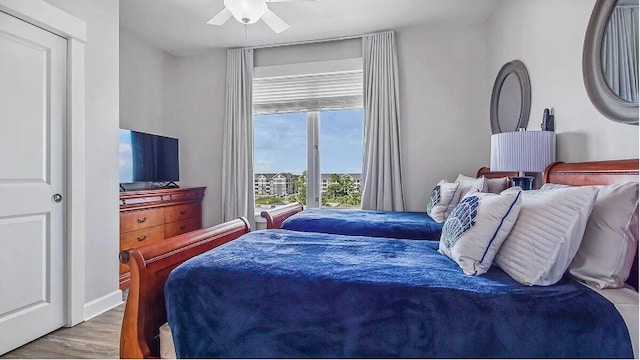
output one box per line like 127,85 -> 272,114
224,0 -> 267,24
490,131 -> 556,173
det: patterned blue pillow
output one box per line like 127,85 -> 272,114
426,180 -> 459,223
426,185 -> 441,214
441,196 -> 479,250
439,189 -> 522,276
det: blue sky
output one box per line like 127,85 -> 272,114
119,129 -> 133,182
253,109 -> 363,175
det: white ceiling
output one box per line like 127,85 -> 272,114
120,0 -> 499,56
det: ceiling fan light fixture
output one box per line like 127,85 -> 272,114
224,0 -> 267,24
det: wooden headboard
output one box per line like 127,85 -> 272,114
544,159 -> 639,185
476,167 -> 519,179
543,159 -> 639,291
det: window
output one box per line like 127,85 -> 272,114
253,60 -> 363,210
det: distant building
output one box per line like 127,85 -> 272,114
254,173 -> 297,197
255,172 -> 361,197
321,173 -> 362,194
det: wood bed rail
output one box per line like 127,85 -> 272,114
260,202 -> 304,229
119,217 -> 251,359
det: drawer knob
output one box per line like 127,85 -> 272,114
180,225 -> 187,230
137,217 -> 147,223
137,235 -> 147,242
180,210 -> 187,215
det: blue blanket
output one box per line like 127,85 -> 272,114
281,208 -> 442,239
165,230 -> 633,358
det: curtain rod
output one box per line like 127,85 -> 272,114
244,30 -> 392,50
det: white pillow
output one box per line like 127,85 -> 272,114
542,183 -> 639,289
486,177 -> 511,193
426,180 -> 459,223
439,189 -> 522,276
495,185 -> 599,286
454,174 -> 488,202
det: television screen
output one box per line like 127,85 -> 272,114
119,129 -> 179,183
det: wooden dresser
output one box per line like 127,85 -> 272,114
119,186 -> 206,289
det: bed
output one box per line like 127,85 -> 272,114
271,206 -> 444,239
119,159 -> 639,359
260,168 -> 517,239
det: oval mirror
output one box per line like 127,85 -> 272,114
583,0 -> 639,124
490,60 -> 532,134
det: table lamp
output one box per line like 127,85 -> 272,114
490,130 -> 556,190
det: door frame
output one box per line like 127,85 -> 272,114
0,0 -> 87,327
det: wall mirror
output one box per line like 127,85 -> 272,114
583,0 -> 639,125
490,60 -> 532,134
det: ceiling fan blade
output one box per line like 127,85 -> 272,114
261,8 -> 290,33
206,8 -> 232,25
266,0 -> 314,2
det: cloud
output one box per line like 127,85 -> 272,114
253,109 -> 363,174
119,142 -> 132,154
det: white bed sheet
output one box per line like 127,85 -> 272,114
584,283 -> 639,359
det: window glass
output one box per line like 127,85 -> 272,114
253,112 -> 306,209
253,109 -> 363,210
319,109 -> 363,208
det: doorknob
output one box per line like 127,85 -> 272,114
52,194 -> 63,203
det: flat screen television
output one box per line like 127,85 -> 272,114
119,128 -> 179,184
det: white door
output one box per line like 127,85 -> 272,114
0,11 -> 67,355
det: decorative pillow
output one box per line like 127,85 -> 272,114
495,185 -> 599,286
454,174 -> 488,202
439,189 -> 522,276
542,183 -> 639,289
486,177 -> 511,193
426,180 -> 459,223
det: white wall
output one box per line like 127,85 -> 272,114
44,0 -> 121,312
254,38 -> 362,67
164,51 -> 228,227
395,22 -> 492,211
488,0 -> 639,162
120,27 -> 174,135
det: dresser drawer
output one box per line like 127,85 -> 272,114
165,203 -> 200,223
120,208 -> 164,233
119,224 -> 165,274
165,217 -> 201,238
120,224 -> 165,251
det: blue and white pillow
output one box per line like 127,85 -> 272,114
439,188 -> 522,276
427,180 -> 460,223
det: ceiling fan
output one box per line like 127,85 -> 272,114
207,0 -> 312,34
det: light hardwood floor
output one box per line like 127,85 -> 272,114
1,302 -> 124,359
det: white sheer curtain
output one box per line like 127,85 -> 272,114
361,31 -> 405,211
602,5 -> 639,102
222,48 -> 255,225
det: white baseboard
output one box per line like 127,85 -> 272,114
83,290 -> 123,321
